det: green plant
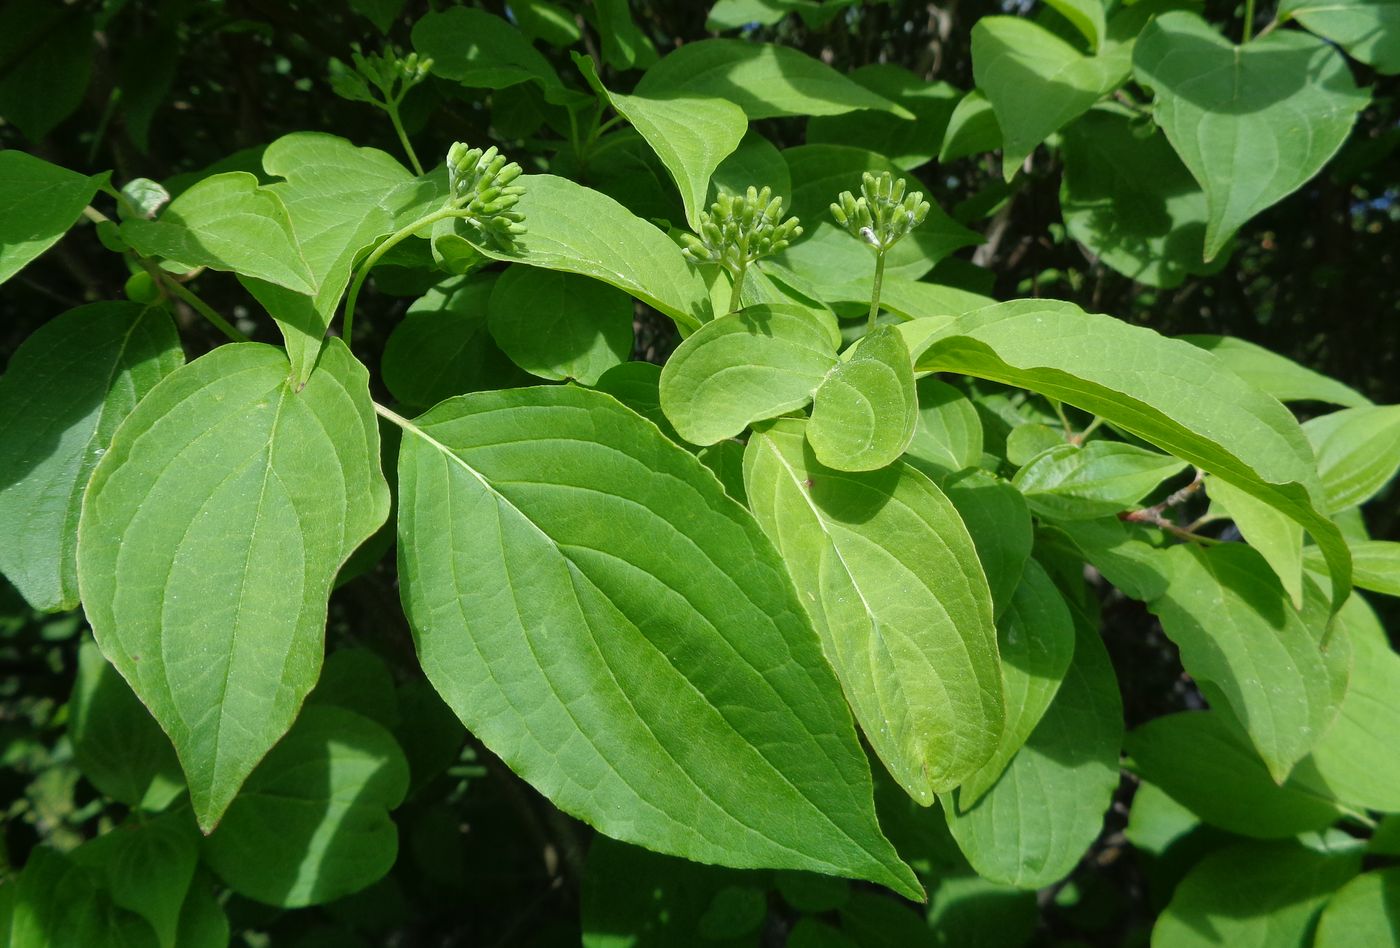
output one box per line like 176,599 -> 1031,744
0,1 -> 1397,945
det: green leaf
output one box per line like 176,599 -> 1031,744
202,704 -> 409,907
1052,517 -> 1171,602
0,847 -> 158,948
512,0 -> 582,46
806,66 -> 962,171
1180,335 -> 1371,408
307,647 -> 401,730
743,418 -> 1003,803
658,303 -> 839,445
1152,838 -> 1362,948
1303,404 -> 1400,511
927,873 -> 1039,948
939,90 -> 1002,163
1060,109 -> 1227,289
1132,11 -> 1368,260
958,559 -> 1077,807
765,221 -> 979,301
1006,423 -> 1063,467
1124,779 -> 1201,856
0,302 -> 182,612
77,339 -> 391,831
710,130 -> 791,205
487,265 -> 633,385
1314,868 -> 1400,947
1308,540 -> 1400,597
575,52 -> 747,230
914,300 -> 1352,610
1293,595 -> 1400,812
1206,474 -> 1305,606
943,469 -> 1034,618
972,17 -> 1126,180
943,611 -> 1122,889
411,7 -> 563,91
1012,441 -> 1189,521
1045,0 -> 1107,49
122,172 -> 317,294
0,152 -> 106,285
593,0 -> 659,70
1281,0 -> 1400,74
833,278 -> 993,322
241,132 -> 423,384
634,40 -> 911,120
591,361 -> 682,442
69,642 -> 184,812
393,385 -> 918,897
807,327 -> 919,472
903,378 -> 983,479
71,814 -> 198,948
461,174 -> 712,333
381,274 -> 525,410
0,0 -> 93,141
1127,711 -> 1344,837
1148,544 -> 1342,782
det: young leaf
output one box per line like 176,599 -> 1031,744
1127,711 -> 1344,837
202,705 -> 409,907
1152,838 -> 1362,948
574,52 -> 747,231
1180,334 -> 1372,408
1303,404 -> 1400,512
121,171 -> 317,294
77,339 -> 391,831
69,642 -> 184,812
461,174 -> 712,333
1133,11 -> 1368,261
807,326 -> 919,472
393,386 -> 919,897
957,559 -> 1077,807
1011,441 -> 1189,521
487,265 -> 633,385
634,40 -> 911,120
942,469 -> 1034,618
1149,544 -> 1342,782
1280,0 -> 1400,74
743,418 -> 1003,803
914,300 -> 1353,610
0,151 -> 107,285
1314,868 -> 1400,948
658,303 -> 839,445
0,302 -> 183,613
943,611 -> 1122,889
972,17 -> 1127,180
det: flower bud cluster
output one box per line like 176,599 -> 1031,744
680,186 -> 802,272
446,143 -> 527,249
830,171 -> 931,252
330,48 -> 432,108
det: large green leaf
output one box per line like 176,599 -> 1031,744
659,303 -> 839,445
1314,868 -> 1400,947
0,151 -> 106,285
392,385 -> 918,897
1127,711 -> 1344,837
1012,441 -> 1188,521
1308,540 -> 1400,597
1060,109 -> 1226,289
411,7 -> 564,91
0,847 -> 158,948
69,642 -> 184,812
1207,474 -> 1305,605
1133,11 -> 1368,260
1148,544 -> 1342,782
1281,0 -> 1400,73
0,0 -> 93,142
903,377 -> 983,479
241,132 -> 427,384
806,66 -> 962,171
807,327 -> 919,472
913,299 -> 1352,609
1180,335 -> 1371,408
943,611 -> 1122,889
710,130 -> 791,204
462,174 -> 712,333
71,814 -> 198,948
487,265 -> 633,385
122,171 -> 317,294
202,704 -> 408,907
1303,404 -> 1400,511
1152,838 -> 1362,948
634,40 -> 909,120
957,559 -> 1077,806
77,339 -> 391,831
972,17 -> 1126,180
575,52 -> 746,230
943,469 -> 1034,618
743,419 -> 1003,803
0,302 -> 182,613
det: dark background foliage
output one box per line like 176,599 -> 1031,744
1,2 -> 1396,945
